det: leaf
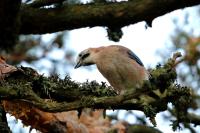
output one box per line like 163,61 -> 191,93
0,56 -> 17,80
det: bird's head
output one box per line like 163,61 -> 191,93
74,48 -> 97,69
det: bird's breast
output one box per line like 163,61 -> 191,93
96,57 -> 146,90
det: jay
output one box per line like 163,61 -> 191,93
74,45 -> 149,94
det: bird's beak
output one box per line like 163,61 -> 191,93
74,61 -> 82,69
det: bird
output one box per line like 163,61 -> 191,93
74,45 -> 149,94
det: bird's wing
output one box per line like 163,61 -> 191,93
127,50 -> 144,66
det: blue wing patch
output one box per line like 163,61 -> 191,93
127,50 -> 144,66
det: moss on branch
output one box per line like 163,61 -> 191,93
1,67 -> 116,102
0,52 -> 194,126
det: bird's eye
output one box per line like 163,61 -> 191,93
82,53 -> 90,59
79,54 -> 82,57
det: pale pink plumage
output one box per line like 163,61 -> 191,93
75,45 -> 149,94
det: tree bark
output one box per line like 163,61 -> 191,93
0,0 -> 21,131
0,53 -> 185,115
20,0 -> 200,34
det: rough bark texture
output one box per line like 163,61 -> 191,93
0,0 -> 21,132
3,101 -> 163,133
20,0 -> 200,34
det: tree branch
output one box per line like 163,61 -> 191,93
0,53 -> 193,121
1,52 -> 198,131
20,0 -> 200,34
3,100 -> 163,133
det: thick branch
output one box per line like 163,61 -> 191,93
3,100 -> 163,133
0,53 -> 191,118
0,70 -> 144,112
20,0 -> 200,34
0,52 -> 197,131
